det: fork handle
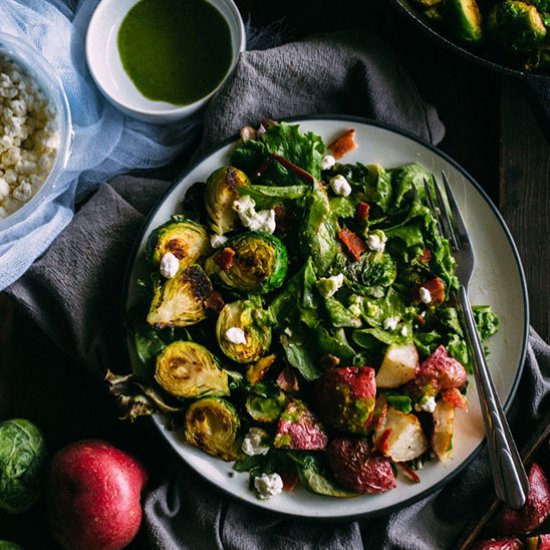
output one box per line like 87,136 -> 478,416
459,285 -> 529,509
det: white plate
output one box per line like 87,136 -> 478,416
125,116 -> 528,519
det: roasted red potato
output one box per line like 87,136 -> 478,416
415,345 -> 467,393
376,343 -> 419,389
315,366 -> 376,435
274,399 -> 328,450
326,437 -> 396,494
494,463 -> 550,534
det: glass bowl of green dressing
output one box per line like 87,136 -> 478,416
85,0 -> 246,124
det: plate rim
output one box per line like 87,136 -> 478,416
121,114 -> 529,521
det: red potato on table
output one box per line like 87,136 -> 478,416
469,537 -> 524,550
274,399 -> 328,450
326,437 -> 396,494
46,440 -> 148,550
375,343 -> 419,389
373,406 -> 428,462
494,462 -> 550,534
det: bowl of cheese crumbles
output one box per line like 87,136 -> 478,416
0,32 -> 71,229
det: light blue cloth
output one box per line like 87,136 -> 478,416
0,0 -> 202,290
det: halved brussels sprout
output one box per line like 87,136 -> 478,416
205,232 -> 288,294
445,0 -> 483,43
216,297 -> 272,364
246,354 -> 277,385
205,166 -> 250,234
154,341 -> 230,399
184,397 -> 240,460
147,265 -> 212,328
487,0 -> 546,53
245,391 -> 286,422
147,216 -> 209,268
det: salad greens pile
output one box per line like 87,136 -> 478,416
111,121 -> 499,499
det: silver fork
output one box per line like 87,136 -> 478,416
424,172 -> 529,509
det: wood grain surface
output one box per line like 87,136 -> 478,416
500,79 -> 550,343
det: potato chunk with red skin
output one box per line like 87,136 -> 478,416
414,345 -> 467,393
432,400 -> 455,461
376,343 -> 419,389
470,537 -> 524,550
315,366 -> 376,435
327,437 -> 396,494
274,399 -> 328,450
373,407 -> 428,462
494,463 -> 550,534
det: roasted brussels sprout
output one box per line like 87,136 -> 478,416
154,341 -> 230,399
445,0 -> 483,43
147,265 -> 213,329
245,391 -> 286,422
487,0 -> 546,53
147,217 -> 209,269
216,297 -> 272,364
184,398 -> 240,461
205,232 -> 288,294
205,166 -> 250,234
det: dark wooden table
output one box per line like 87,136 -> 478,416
0,0 -> 548,547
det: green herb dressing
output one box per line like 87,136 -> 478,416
118,0 -> 233,106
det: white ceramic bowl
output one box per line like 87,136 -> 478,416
0,32 -> 72,233
86,0 -> 246,124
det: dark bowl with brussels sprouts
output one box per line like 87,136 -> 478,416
391,0 -> 550,141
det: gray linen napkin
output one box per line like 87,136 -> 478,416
7,30 -> 547,550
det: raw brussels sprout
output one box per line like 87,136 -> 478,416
147,265 -> 213,329
205,232 -> 288,294
205,166 -> 250,234
0,419 -> 47,514
154,341 -> 230,399
184,397 -> 240,460
445,0 -> 483,43
216,297 -> 272,364
147,216 -> 209,268
345,251 -> 397,290
487,0 -> 546,53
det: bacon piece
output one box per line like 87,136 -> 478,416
204,291 -> 225,313
280,468 -> 299,492
413,277 -> 446,305
276,366 -> 299,392
418,248 -> 432,264
214,247 -> 235,271
441,387 -> 468,411
338,228 -> 367,261
356,201 -> 370,224
398,463 -> 421,483
328,129 -> 358,160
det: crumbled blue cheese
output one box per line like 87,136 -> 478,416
366,230 -> 388,253
159,252 -> 179,279
419,287 -> 432,304
254,473 -> 283,500
225,327 -> 247,345
316,273 -> 344,298
242,427 -> 270,457
383,317 -> 400,331
232,195 -> 276,234
210,234 -> 228,248
415,396 -> 437,414
321,154 -> 336,170
329,175 -> 352,197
